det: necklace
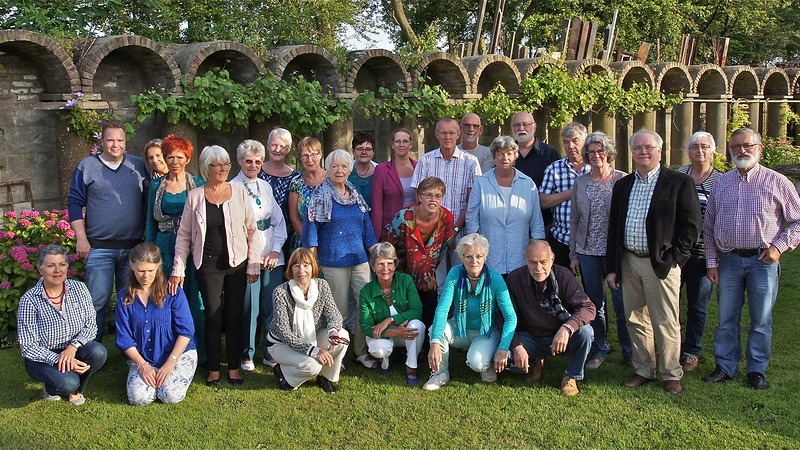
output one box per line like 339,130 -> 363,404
356,164 -> 372,178
304,170 -> 324,186
467,275 -> 481,281
206,185 -> 223,207
244,180 -> 262,206
591,167 -> 611,182
45,283 -> 65,305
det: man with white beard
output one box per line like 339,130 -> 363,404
702,127 -> 800,390
512,111 -> 560,226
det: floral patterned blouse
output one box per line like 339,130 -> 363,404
384,206 -> 455,292
288,175 -> 318,252
260,169 -> 301,254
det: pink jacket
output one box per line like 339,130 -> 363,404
172,183 -> 261,277
370,158 -> 417,239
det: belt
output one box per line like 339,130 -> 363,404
730,248 -> 762,258
625,248 -> 649,258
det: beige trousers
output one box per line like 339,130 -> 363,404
270,329 -> 349,388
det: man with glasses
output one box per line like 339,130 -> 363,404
511,111 -> 559,189
702,127 -> 800,390
411,117 -> 481,293
605,128 -> 700,395
68,120 -> 149,341
459,113 -> 494,173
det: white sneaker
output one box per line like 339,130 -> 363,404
41,386 -> 60,401
240,361 -> 255,371
481,367 -> 498,383
422,372 -> 450,391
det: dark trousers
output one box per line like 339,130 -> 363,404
25,341 -> 108,396
418,289 -> 438,331
196,252 -> 247,372
681,256 -> 712,356
546,233 -> 571,268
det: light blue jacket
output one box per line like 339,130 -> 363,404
466,169 -> 546,274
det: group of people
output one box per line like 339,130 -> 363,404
17,112 -> 800,405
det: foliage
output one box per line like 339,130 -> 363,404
727,101 -> 752,139
353,79 -> 455,126
761,137 -> 800,168
58,92 -> 135,153
0,210 -> 85,346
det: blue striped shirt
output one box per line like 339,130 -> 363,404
624,165 -> 661,253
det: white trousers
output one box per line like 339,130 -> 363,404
366,319 -> 426,369
270,329 -> 350,388
125,349 -> 198,406
434,319 -> 499,374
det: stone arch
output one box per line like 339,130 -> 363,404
0,29 -> 80,98
265,45 -> 341,94
724,66 -> 759,98
172,41 -> 262,86
653,63 -> 691,94
345,49 -> 411,94
565,58 -> 613,77
610,60 -> 655,89
461,54 -> 521,96
788,69 -> 800,95
757,67 -> 791,97
74,35 -> 181,96
513,55 -> 560,79
690,64 -> 728,97
411,52 -> 470,98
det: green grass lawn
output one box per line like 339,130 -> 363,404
2,253 -> 800,449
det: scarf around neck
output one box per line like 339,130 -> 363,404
153,173 -> 198,230
533,272 -> 571,321
308,178 -> 369,223
452,266 -> 493,338
289,279 -> 318,345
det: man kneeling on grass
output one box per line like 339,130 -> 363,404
502,239 -> 595,396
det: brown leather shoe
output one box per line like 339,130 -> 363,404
680,353 -> 699,372
525,358 -> 545,383
664,380 -> 683,395
623,373 -> 655,388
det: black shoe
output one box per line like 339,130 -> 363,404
227,376 -> 244,386
747,372 -> 768,390
316,375 -> 338,393
273,364 -> 295,391
205,378 -> 220,387
702,366 -> 732,383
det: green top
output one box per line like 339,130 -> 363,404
359,272 -> 422,338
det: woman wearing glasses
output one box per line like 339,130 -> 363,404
348,131 -> 377,207
288,137 -> 327,254
170,145 -> 261,386
384,176 -> 455,327
371,128 -> 417,240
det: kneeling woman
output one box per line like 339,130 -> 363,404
17,244 -> 108,406
359,242 -> 425,385
115,243 -> 197,406
268,248 -> 350,393
423,233 -> 517,391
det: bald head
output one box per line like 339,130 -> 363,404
524,239 -> 555,282
460,113 -> 483,147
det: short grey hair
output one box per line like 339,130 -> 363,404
236,139 -> 266,163
561,122 -> 587,140
325,149 -> 353,173
685,131 -> 716,154
37,244 -> 69,267
489,135 -> 519,158
369,242 -> 398,267
199,145 -> 230,180
455,233 -> 490,258
583,131 -> 617,163
729,127 -> 762,147
268,127 -> 292,148
629,128 -> 663,150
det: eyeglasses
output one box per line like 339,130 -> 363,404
208,162 -> 231,169
587,149 -> 606,155
243,159 -> 263,165
512,122 -> 534,129
689,144 -> 712,151
393,139 -> 411,145
354,146 -> 373,153
730,143 -> 760,151
632,145 -> 659,153
437,131 -> 458,137
420,192 -> 444,201
300,153 -> 320,160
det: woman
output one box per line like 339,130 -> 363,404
268,248 -> 349,393
144,138 -> 168,178
17,244 -> 108,405
232,139 -> 288,371
288,137 -> 326,253
359,242 -> 426,385
170,145 -> 261,386
371,128 -> 417,239
569,131 -> 631,368
422,234 -> 517,391
115,243 -> 197,406
303,149 -> 378,369
384,176 -> 455,327
348,131 -> 376,207
676,131 -> 723,372
466,135 -> 545,276
145,134 -> 206,364
259,127 -> 301,271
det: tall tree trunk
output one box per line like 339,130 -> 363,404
390,0 -> 420,50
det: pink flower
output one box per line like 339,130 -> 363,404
20,210 -> 31,218
0,232 -> 6,239
21,262 -> 34,271
52,238 -> 60,243
29,211 -> 40,218
26,246 -> 37,253
56,220 -> 70,230
19,219 -> 32,227
5,211 -> 17,219
67,269 -> 78,277
45,220 -> 55,227
68,254 -> 80,263
65,230 -> 76,239
5,231 -> 14,239
0,254 -> 6,260
0,281 -> 10,289
11,246 -> 28,263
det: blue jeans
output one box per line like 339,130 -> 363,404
85,248 -> 132,341
680,256 -> 712,356
577,253 -> 631,362
509,326 -> 593,380
714,252 -> 779,377
240,265 -> 284,362
24,342 -> 108,396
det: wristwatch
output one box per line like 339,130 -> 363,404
70,341 -> 83,350
454,226 -> 460,233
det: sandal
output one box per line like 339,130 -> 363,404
355,354 -> 379,370
406,366 -> 419,386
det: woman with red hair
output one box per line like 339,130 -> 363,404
145,135 -> 207,364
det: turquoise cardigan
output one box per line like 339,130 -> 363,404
359,272 -> 422,338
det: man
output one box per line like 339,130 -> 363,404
458,113 -> 494,173
702,128 -> 800,390
511,111 -> 560,189
539,123 -> 591,267
68,120 -> 148,341
605,128 -> 700,395
503,240 -> 595,396
411,117 -> 481,292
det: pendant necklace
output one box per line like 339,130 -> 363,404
244,180 -> 262,206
